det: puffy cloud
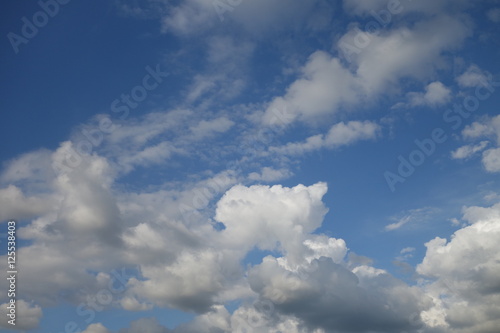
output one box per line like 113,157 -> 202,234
456,64 -> 493,88
82,323 -> 112,333
347,15 -> 471,94
0,185 -> 54,221
0,300 -> 42,330
406,81 -> 452,108
263,51 -> 362,125
128,249 -> 229,313
53,143 -> 123,243
173,305 -> 230,333
417,201 -> 500,332
482,148 -> 500,172
215,183 -> 329,261
325,120 -> 380,147
0,148 -> 54,185
248,256 -> 428,333
264,15 -> 471,126
462,115 -> 500,141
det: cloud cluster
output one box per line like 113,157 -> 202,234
454,115 -> 500,172
262,14 -> 470,126
417,201 -> 500,332
2,0 -> 499,332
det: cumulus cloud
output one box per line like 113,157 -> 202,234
215,183 -> 329,261
456,64 -> 493,88
405,81 -> 452,108
1,2 -> 496,332
0,148 -> 54,185
263,51 -> 363,125
82,323 -> 112,333
417,201 -> 500,332
263,15 -> 470,126
482,148 -> 500,172
0,185 -> 54,221
0,300 -> 42,330
462,116 -> 500,141
248,257 -> 428,333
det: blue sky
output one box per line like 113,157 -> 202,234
1,1 -> 500,332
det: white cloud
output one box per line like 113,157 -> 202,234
482,148 -> 500,172
401,247 -> 415,254
186,36 -> 254,104
395,247 -> 416,262
456,64 -> 492,88
385,215 -> 411,231
2,1 -> 498,332
406,81 -> 452,108
81,323 -> 112,333
189,117 -> 234,140
325,120 -> 380,146
264,15 -> 471,126
263,51 -> 362,125
417,200 -> 500,332
349,15 -> 471,94
0,300 -> 42,330
215,183 -> 329,263
385,207 -> 436,231
117,141 -> 178,173
248,256 -> 428,333
0,185 -> 54,222
128,249 -> 229,312
0,149 -> 54,185
462,120 -> 497,140
459,116 -> 500,172
451,141 -> 489,159
270,120 -> 380,155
